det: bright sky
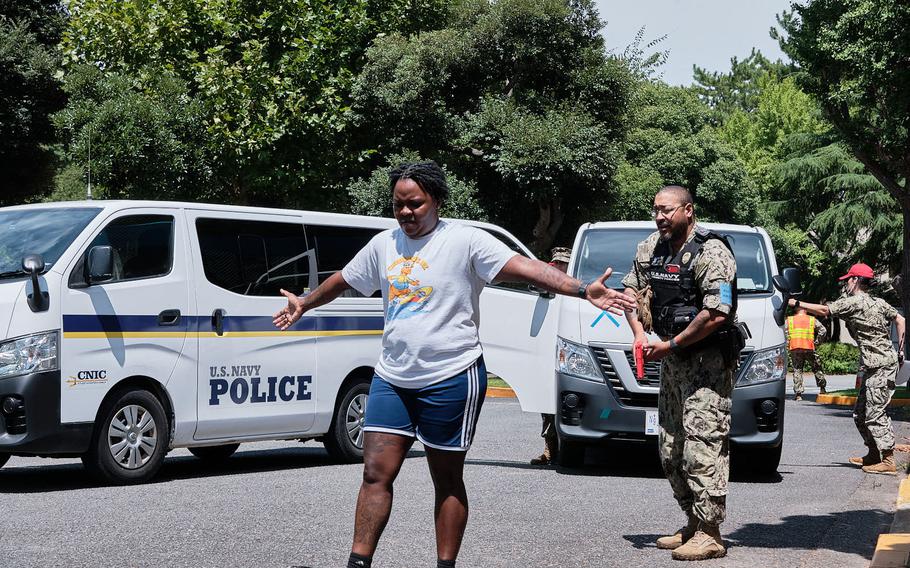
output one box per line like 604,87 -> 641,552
595,0 -> 796,86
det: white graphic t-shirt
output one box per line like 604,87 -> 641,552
341,220 -> 517,388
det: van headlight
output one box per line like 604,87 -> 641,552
557,336 -> 602,382
736,344 -> 786,386
0,331 -> 59,379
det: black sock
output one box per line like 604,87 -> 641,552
437,560 -> 456,568
347,552 -> 372,568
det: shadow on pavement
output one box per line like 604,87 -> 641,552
624,508 -> 891,558
0,445 -> 414,494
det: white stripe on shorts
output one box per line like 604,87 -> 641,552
466,363 -> 481,444
461,360 -> 481,447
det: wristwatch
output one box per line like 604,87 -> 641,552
577,281 -> 589,298
669,338 -> 681,353
794,300 -> 801,308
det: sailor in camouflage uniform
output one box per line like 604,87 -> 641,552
622,186 -> 742,561
789,263 -> 906,474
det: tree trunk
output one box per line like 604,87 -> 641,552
530,197 -> 564,257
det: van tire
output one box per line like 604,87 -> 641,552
82,389 -> 169,485
734,444 -> 782,475
189,444 -> 240,461
557,438 -> 585,468
0,454 -> 8,469
324,379 -> 370,463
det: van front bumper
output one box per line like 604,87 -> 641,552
556,372 -> 785,448
0,370 -> 93,456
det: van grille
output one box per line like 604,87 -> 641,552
589,346 -> 754,409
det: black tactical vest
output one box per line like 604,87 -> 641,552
647,227 -> 737,339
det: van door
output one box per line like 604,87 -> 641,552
61,209 -> 190,424
188,211 -> 318,440
477,227 -> 558,414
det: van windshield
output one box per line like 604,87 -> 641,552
0,207 -> 102,279
574,228 -> 773,293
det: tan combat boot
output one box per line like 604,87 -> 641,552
862,450 -> 897,475
656,517 -> 698,550
848,448 -> 879,467
530,445 -> 551,465
671,523 -> 726,561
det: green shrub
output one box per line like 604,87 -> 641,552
810,342 -> 860,374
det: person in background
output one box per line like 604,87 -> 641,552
785,306 -> 828,401
788,263 -> 905,475
530,247 -> 572,466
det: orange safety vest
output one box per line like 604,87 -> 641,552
787,314 -> 815,351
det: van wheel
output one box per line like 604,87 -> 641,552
557,437 -> 585,468
189,444 -> 240,461
324,379 -> 370,463
82,389 -> 168,485
0,454 -> 8,469
734,444 -> 782,475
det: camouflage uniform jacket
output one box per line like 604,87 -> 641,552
827,292 -> 899,368
621,224 -> 737,336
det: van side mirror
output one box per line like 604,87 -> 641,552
87,246 -> 114,284
772,267 -> 802,326
22,254 -> 49,312
772,267 -> 802,298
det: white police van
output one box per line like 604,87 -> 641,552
0,201 -> 544,484
499,221 -> 796,473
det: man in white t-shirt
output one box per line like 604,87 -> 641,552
274,161 -> 635,568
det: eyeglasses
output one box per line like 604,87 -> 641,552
651,205 -> 683,219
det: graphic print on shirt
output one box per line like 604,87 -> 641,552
387,255 -> 434,320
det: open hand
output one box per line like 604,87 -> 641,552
273,289 -> 305,330
585,268 -> 637,315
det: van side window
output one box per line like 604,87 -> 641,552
480,228 -> 534,293
305,225 -> 381,297
70,215 -> 174,286
196,218 -> 310,296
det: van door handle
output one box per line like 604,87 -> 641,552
158,309 -> 181,326
212,309 -> 225,336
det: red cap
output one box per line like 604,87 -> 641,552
838,263 -> 874,281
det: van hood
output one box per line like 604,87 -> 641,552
0,279 -> 27,340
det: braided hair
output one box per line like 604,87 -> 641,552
388,160 -> 449,208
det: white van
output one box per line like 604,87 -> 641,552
498,221 -> 792,473
0,201 -> 546,484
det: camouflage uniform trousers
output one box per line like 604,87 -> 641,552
790,349 -> 826,395
658,346 -> 733,526
853,363 -> 899,452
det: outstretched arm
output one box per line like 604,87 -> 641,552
896,314 -> 906,362
495,255 -> 636,315
273,271 -> 352,330
788,298 -> 831,318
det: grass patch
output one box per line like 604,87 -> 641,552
487,375 -> 510,389
827,388 -> 910,399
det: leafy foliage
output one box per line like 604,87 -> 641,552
0,2 -> 66,204
347,151 -> 486,221
815,341 -> 860,374
350,0 -> 633,253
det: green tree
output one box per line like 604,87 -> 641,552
692,49 -> 792,120
0,1 -> 66,205
603,81 -> 759,224
59,0 -> 449,206
777,0 -> 910,312
51,65 -> 214,201
350,0 -> 632,253
347,152 -> 487,220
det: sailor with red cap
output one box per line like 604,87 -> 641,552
787,263 -> 906,474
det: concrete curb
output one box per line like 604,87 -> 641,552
815,393 -> 910,407
871,477 -> 910,567
486,386 -> 516,398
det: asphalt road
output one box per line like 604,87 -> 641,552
1,375 -> 906,568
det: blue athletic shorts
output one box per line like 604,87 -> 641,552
363,357 -> 487,451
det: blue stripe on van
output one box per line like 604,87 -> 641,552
62,314 -> 385,334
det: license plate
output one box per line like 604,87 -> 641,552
645,410 -> 659,436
